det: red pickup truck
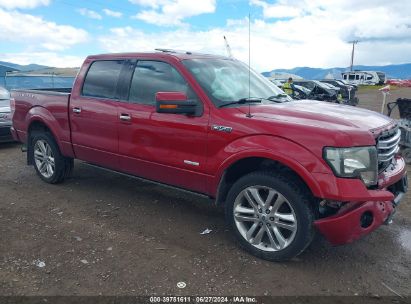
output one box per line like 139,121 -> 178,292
10,50 -> 407,261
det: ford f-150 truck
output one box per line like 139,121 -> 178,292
11,50 -> 407,261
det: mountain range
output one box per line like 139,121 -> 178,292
1,60 -> 410,80
0,61 -> 50,72
262,63 -> 411,80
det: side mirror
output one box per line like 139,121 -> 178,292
155,92 -> 197,115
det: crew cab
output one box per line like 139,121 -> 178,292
10,50 -> 407,261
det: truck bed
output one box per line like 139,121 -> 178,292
11,87 -> 73,150
12,87 -> 72,94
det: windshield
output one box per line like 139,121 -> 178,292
182,58 -> 290,107
0,87 -> 10,100
313,80 -> 333,90
0,99 -> 10,111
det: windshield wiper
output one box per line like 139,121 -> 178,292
219,97 -> 263,108
267,94 -> 289,101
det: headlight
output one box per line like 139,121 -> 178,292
323,146 -> 378,186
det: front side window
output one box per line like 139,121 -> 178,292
129,61 -> 195,105
82,60 -> 124,99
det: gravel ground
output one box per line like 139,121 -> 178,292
0,87 -> 410,297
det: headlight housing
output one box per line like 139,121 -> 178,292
323,146 -> 378,187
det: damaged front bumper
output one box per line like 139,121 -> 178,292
314,156 -> 407,245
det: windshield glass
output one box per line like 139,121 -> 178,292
0,87 -> 10,100
0,99 -> 10,110
182,58 -> 290,107
313,80 -> 333,90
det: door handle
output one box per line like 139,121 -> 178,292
119,114 -> 131,121
73,107 -> 81,114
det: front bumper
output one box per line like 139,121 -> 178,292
313,156 -> 407,245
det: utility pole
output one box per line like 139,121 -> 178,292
349,40 -> 359,71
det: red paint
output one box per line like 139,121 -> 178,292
314,200 -> 394,245
11,52 -> 407,246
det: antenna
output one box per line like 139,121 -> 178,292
246,13 -> 252,118
223,36 -> 233,58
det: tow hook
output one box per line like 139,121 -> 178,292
384,209 -> 396,225
384,191 -> 405,225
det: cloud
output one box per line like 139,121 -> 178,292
78,8 -> 102,20
0,52 -> 84,67
131,0 -> 216,27
250,0 -> 302,18
103,8 -> 122,18
99,8 -> 411,72
0,0 -> 50,10
0,8 -> 88,51
128,0 -> 170,9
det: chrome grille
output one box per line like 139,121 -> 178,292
377,127 -> 401,169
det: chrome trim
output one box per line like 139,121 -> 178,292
184,160 -> 199,166
377,127 -> 401,165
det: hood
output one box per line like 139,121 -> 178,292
248,100 -> 393,132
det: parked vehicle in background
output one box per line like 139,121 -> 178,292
338,79 -> 358,89
386,79 -> 411,88
11,51 -> 407,261
293,80 -> 338,102
321,79 -> 359,106
387,98 -> 411,164
289,84 -> 311,100
342,71 -> 386,86
0,87 -> 13,142
269,79 -> 284,87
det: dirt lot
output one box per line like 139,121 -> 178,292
1,87 -> 411,297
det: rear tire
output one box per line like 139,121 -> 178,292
30,132 -> 72,184
225,171 -> 315,262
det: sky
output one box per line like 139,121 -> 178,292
0,0 -> 410,72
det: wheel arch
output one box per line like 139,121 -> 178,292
214,153 -> 323,207
26,118 -> 61,165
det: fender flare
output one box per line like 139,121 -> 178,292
211,135 -> 329,199
25,106 -> 66,153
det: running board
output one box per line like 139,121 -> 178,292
83,162 -> 213,200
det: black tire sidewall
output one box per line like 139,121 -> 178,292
225,172 -> 314,262
31,132 -> 65,184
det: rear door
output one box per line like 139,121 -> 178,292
70,59 -> 125,169
117,59 -> 210,193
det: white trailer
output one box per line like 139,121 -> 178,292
341,71 -> 386,85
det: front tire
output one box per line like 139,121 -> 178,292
225,171 -> 315,262
31,132 -> 71,184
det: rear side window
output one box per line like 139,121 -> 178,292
128,61 -> 193,105
82,60 -> 124,99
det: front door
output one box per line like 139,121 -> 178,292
117,60 -> 210,193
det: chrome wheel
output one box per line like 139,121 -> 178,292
33,139 -> 55,178
233,186 -> 297,252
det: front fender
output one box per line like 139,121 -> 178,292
209,135 -> 332,198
